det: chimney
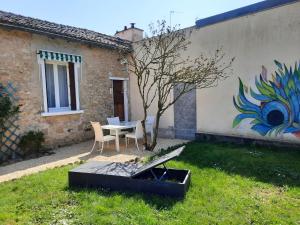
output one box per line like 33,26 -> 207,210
115,23 -> 143,42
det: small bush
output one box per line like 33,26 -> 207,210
19,131 -> 45,156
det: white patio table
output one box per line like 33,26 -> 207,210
101,121 -> 137,152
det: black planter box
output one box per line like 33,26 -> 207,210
69,147 -> 191,198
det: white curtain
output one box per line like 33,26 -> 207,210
45,63 -> 55,108
57,65 -> 69,107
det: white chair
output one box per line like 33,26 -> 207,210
107,117 -> 120,125
146,116 -> 155,142
90,122 -> 116,154
107,117 -> 128,136
125,120 -> 143,151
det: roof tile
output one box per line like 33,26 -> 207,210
0,10 -> 132,51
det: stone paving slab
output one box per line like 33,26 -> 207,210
0,138 -> 187,183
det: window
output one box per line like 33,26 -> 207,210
38,50 -> 82,116
45,62 -> 70,112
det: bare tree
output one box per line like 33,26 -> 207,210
120,20 -> 234,151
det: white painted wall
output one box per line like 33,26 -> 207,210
129,1 -> 300,142
129,68 -> 174,130
189,2 -> 300,142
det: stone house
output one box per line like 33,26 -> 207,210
0,11 -> 143,149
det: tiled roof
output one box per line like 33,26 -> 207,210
0,10 -> 132,51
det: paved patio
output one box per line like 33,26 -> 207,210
0,138 -> 188,183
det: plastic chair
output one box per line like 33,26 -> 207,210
107,117 -> 120,125
90,122 -> 116,154
146,116 -> 155,142
107,117 -> 128,136
125,120 -> 143,151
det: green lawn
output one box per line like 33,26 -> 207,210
0,142 -> 300,225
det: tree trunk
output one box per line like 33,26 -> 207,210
141,121 -> 149,150
141,107 -> 149,150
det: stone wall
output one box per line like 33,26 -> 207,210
0,27 -> 128,148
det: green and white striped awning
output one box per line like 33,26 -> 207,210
38,50 -> 82,63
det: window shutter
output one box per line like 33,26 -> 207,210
68,62 -> 77,110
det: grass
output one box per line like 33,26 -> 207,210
0,142 -> 300,224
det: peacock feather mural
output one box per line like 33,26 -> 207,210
233,60 -> 300,137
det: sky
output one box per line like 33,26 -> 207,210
0,0 -> 262,36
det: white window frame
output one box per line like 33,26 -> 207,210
45,61 -> 71,112
38,56 -> 83,117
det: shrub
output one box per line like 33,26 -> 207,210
19,131 -> 45,156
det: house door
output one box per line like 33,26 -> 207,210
113,80 -> 125,121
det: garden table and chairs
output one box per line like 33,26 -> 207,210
90,116 -> 155,153
101,120 -> 138,152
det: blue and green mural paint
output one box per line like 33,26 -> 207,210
233,60 -> 300,137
